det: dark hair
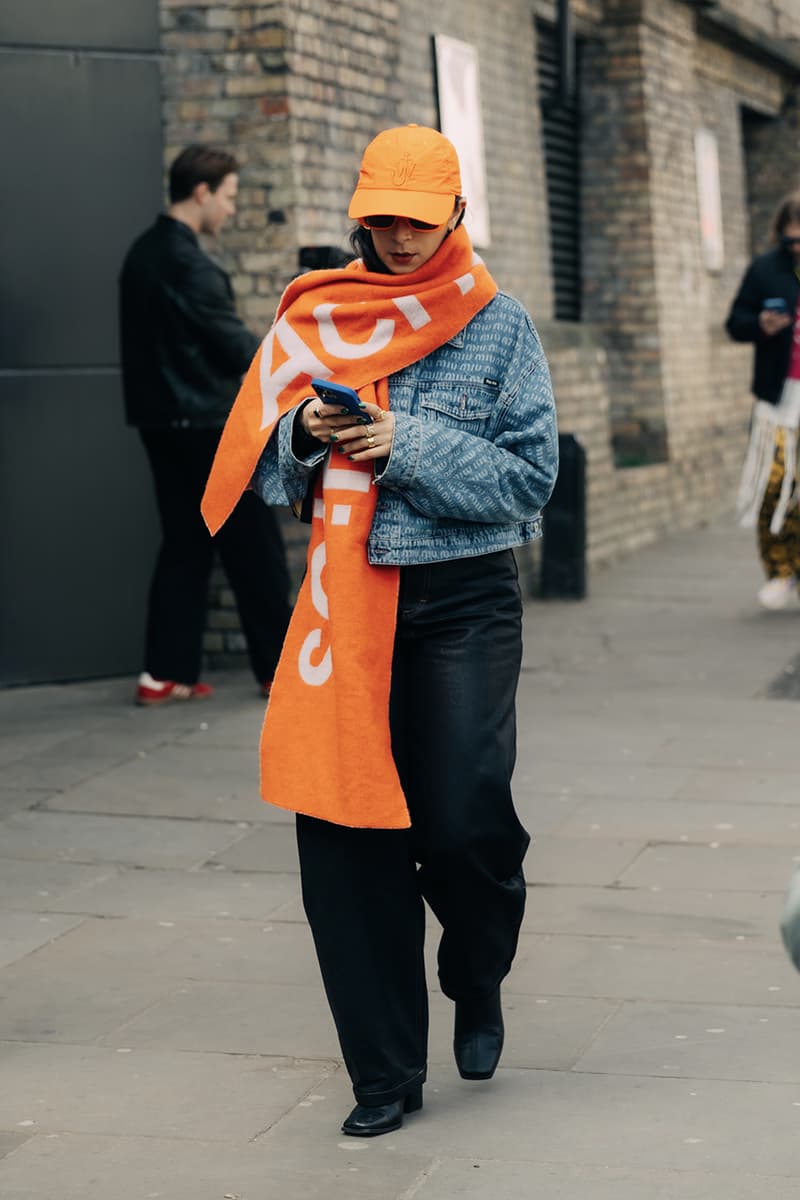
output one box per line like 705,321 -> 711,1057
770,191 -> 800,243
169,144 -> 239,204
348,225 -> 391,272
347,198 -> 465,272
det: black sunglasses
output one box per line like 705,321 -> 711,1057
360,214 -> 443,232
783,235 -> 800,246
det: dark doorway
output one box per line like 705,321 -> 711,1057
740,105 -> 779,256
0,5 -> 162,683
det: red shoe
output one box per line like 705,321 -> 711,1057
136,672 -> 214,706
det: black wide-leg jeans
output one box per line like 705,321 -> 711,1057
140,429 -> 292,685
296,549 -> 530,1107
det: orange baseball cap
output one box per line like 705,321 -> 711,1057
348,125 -> 462,226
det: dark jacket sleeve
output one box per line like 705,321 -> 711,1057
725,261 -> 763,344
165,262 -> 262,376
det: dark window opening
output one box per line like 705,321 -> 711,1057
537,19 -> 582,321
740,106 -> 779,256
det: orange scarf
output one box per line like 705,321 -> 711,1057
202,226 -> 497,827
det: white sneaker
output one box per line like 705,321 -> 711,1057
757,576 -> 798,610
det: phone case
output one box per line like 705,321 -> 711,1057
310,378 -> 372,421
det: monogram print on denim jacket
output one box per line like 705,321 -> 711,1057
253,292 -> 558,568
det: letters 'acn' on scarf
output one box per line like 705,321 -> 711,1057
201,226 -> 497,828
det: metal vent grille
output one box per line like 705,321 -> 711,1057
537,21 -> 582,321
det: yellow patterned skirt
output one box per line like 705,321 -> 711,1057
738,380 -> 800,578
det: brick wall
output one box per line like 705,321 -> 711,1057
156,0 -> 800,669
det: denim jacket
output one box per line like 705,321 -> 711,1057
251,291 -> 558,565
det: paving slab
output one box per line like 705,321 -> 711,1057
516,759 -> 694,801
492,786 -> 581,834
213,823 -> 300,872
0,1042 -> 333,1140
1,745 -> 142,793
176,708 -> 266,749
27,865 -> 301,920
411,1160 -> 800,1200
0,912 -> 85,969
523,884 -> 781,942
261,1067 -> 800,1175
16,914 -> 321,987
511,932 -> 796,1005
518,718 -> 674,765
767,651 -> 800,699
0,809 -> 246,869
101,980 -> 343,1059
618,843 -> 799,893
675,766 -> 800,805
556,796 -> 800,844
0,860 -> 119,912
650,730 -> 800,770
0,727 -> 85,767
43,743 -> 270,822
427,989 -> 619,1070
573,999 -> 800,1083
0,790 -> 49,818
0,1131 -> 432,1200
0,1131 -> 34,1162
0,948 -> 185,1044
525,836 -> 646,885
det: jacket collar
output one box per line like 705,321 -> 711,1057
157,213 -> 199,245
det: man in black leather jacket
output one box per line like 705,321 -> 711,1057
120,144 -> 291,705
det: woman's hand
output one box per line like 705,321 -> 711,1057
759,310 -> 793,336
301,398 -> 395,462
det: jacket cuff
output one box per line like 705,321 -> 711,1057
374,415 -> 421,489
283,403 -> 327,468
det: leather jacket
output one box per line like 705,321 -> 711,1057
725,245 -> 800,405
119,215 -> 260,429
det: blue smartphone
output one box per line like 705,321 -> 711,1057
310,378 -> 372,423
763,297 -> 789,314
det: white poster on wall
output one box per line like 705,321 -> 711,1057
695,127 -> 725,273
433,34 -> 491,248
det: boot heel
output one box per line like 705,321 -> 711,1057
403,1085 -> 423,1114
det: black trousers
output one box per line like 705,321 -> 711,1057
140,428 -> 292,685
296,549 -> 529,1106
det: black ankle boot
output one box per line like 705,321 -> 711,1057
341,1085 -> 423,1137
453,985 -> 504,1080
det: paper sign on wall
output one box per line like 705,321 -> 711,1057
695,127 -> 724,273
433,35 -> 491,248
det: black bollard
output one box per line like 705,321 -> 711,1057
541,432 -> 587,599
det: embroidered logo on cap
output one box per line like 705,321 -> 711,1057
392,153 -> 416,187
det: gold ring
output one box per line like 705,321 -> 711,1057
366,430 -> 376,445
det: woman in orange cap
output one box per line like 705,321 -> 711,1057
203,125 -> 558,1136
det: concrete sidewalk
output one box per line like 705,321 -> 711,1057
2,515 -> 800,1199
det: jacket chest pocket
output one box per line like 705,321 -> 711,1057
418,379 -> 497,436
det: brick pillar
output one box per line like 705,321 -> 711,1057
160,0 -> 297,324
159,1 -> 403,671
581,0 -> 668,466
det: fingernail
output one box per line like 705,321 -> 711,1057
357,402 -> 367,409
338,447 -> 346,454
340,407 -> 350,415
348,455 -> 355,461
356,417 -> 369,425
330,433 -> 338,442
